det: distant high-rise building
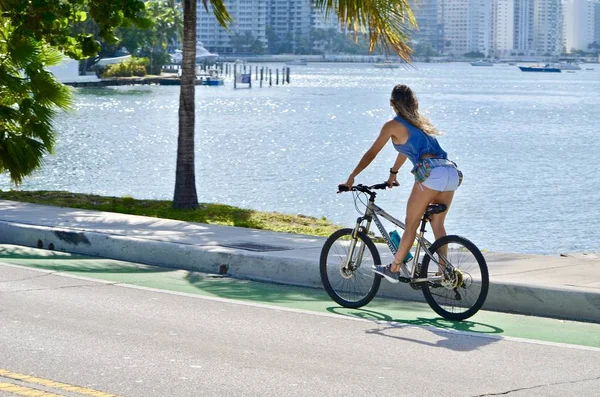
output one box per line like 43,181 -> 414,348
441,0 -> 491,56
514,0 -> 536,55
563,0 -> 596,53
533,0 -> 563,55
268,0 -> 312,53
197,0 -> 267,54
491,0 -> 516,57
411,0 -> 445,53
595,2 -> 600,43
311,7 -> 340,32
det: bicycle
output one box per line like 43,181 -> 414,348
320,182 -> 489,321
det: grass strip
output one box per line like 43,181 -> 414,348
0,190 -> 344,237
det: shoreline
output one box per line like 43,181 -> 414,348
0,190 -> 597,258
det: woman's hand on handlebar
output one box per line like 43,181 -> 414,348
338,175 -> 355,193
386,173 -> 399,188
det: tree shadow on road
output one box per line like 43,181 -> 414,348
183,272 -> 330,305
0,245 -> 171,274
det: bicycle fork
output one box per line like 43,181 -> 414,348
343,216 -> 372,271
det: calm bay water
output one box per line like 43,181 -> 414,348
3,62 -> 599,254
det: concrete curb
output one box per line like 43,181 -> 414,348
1,220 -> 599,323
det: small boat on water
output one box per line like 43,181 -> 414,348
198,68 -> 224,86
162,68 -> 224,86
556,62 -> 581,71
470,60 -> 493,66
286,58 -> 307,66
373,60 -> 401,69
519,64 -> 561,73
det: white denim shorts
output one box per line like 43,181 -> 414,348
421,166 -> 460,192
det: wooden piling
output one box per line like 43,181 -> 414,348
234,64 -> 237,89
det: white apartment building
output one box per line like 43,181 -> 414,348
514,0 -> 536,55
440,0 -> 491,56
491,0 -> 516,57
411,0 -> 445,52
196,0 -> 267,54
533,0 -> 563,55
596,1 -> 600,42
269,0 -> 312,52
312,7 -> 340,32
563,0 -> 596,52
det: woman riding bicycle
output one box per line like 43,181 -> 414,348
340,84 -> 462,283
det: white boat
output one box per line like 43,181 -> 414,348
197,42 -> 218,63
168,42 -> 218,64
286,58 -> 308,66
555,62 -> 581,71
470,60 -> 493,66
373,60 -> 400,69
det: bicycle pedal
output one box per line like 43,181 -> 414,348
398,276 -> 411,284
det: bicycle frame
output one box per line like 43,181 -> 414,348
347,195 -> 447,283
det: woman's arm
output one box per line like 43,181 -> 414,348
387,153 -> 407,187
390,153 -> 407,174
342,122 -> 394,187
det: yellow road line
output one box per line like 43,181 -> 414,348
0,382 -> 63,396
0,369 -> 121,397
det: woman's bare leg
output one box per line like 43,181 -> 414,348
391,182 -> 439,272
430,190 -> 455,240
429,191 -> 455,271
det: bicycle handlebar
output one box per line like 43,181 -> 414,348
337,181 -> 399,194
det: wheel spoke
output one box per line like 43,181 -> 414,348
422,236 -> 489,320
320,229 -> 381,308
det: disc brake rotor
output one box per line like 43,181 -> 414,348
339,261 -> 355,279
441,269 -> 464,290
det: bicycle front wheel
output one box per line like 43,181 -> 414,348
320,228 -> 382,308
421,235 -> 489,321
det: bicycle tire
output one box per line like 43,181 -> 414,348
320,228 -> 382,308
421,235 -> 489,321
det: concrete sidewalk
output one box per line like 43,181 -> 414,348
0,199 -> 598,322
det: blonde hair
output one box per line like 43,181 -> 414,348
391,84 -> 440,136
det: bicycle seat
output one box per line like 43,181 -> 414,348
426,204 -> 447,216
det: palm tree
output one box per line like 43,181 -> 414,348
173,0 -> 416,209
0,29 -> 71,185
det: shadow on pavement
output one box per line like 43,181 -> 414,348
327,307 -> 504,351
184,272 -> 329,304
0,246 -> 171,274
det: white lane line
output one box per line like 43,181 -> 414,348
2,261 -> 600,353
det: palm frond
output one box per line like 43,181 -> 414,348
0,0 -> 14,12
0,134 -> 47,185
201,0 -> 232,29
7,36 -> 42,68
28,69 -> 72,111
40,45 -> 66,67
313,0 -> 416,61
0,104 -> 19,120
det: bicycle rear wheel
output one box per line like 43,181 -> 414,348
320,228 -> 382,308
421,235 -> 489,321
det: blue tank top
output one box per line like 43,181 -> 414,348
392,116 -> 447,166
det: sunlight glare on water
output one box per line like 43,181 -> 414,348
2,62 -> 599,255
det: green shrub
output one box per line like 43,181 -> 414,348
101,58 -> 148,78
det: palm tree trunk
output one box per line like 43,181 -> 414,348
173,0 -> 198,209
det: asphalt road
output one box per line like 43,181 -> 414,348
1,261 -> 600,397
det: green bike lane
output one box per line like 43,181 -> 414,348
2,244 -> 599,349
